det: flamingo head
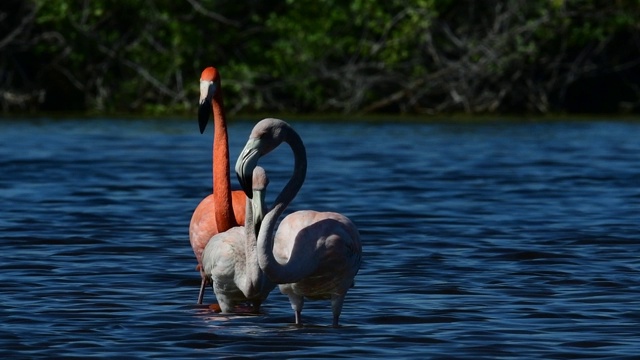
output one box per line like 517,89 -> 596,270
235,118 -> 289,198
235,138 -> 260,198
198,67 -> 221,134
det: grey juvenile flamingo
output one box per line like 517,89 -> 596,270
201,166 -> 276,313
235,118 -> 362,327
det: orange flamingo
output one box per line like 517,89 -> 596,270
201,166 -> 276,313
190,67 -> 246,305
235,118 -> 362,327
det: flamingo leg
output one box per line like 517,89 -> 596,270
331,293 -> 346,328
287,293 -> 304,325
294,310 -> 302,326
197,277 -> 207,304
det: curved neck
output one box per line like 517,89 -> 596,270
257,129 -> 308,283
212,91 -> 236,230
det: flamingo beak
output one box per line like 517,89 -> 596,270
235,138 -> 261,198
198,81 -> 217,134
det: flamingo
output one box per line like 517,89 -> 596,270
201,166 -> 276,313
190,66 -> 246,305
235,118 -> 362,327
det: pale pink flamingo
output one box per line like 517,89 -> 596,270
235,118 -> 362,327
201,166 -> 276,312
190,67 -> 246,305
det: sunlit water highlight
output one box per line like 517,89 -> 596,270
1,118 -> 639,359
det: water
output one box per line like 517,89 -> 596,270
1,117 -> 639,359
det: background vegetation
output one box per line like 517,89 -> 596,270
1,0 -> 639,116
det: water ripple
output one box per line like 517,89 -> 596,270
1,118 -> 639,358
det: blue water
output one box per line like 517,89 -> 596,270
1,117 -> 639,359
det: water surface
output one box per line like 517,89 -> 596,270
1,118 -> 639,359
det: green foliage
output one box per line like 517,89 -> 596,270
1,0 -> 639,115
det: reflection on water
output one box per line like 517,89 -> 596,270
1,118 -> 639,359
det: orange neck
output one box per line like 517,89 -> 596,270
212,90 -> 236,231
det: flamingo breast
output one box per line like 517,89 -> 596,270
202,226 -> 248,307
189,195 -> 219,265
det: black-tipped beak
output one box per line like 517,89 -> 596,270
198,81 -> 217,134
235,139 -> 261,198
198,103 -> 210,134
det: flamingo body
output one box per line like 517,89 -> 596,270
202,226 -> 275,312
274,210 -> 361,299
274,210 -> 361,326
235,118 -> 362,326
189,191 -> 246,266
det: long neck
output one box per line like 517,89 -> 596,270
212,91 -> 236,230
257,130 -> 308,283
240,191 -> 267,297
